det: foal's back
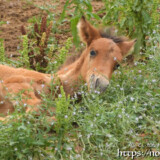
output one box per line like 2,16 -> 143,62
0,65 -> 52,115
0,64 -> 51,82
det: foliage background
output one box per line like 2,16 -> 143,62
0,0 -> 160,159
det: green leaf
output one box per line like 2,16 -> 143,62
84,0 -> 92,12
71,15 -> 80,46
120,17 -> 126,28
142,10 -> 152,24
59,0 -> 70,22
91,13 -> 101,20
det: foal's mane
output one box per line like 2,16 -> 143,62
100,29 -> 125,43
60,28 -> 125,69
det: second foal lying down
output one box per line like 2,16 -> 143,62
0,17 -> 136,120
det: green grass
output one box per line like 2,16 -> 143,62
0,1 -> 160,160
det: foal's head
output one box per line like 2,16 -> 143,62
77,17 -> 136,93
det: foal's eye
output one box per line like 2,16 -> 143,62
90,50 -> 96,57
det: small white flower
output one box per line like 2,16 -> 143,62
41,84 -> 45,88
134,62 -> 138,66
49,155 -> 53,158
58,94 -> 62,98
115,29 -> 118,33
118,114 -> 122,118
78,134 -> 82,138
81,91 -> 84,94
87,134 -> 91,138
153,30 -> 156,34
0,101 -> 4,104
24,103 -> 27,107
113,57 -> 117,61
64,115 -> 68,119
0,80 -> 4,83
146,92 -> 151,96
51,75 -> 54,79
76,154 -> 81,158
74,93 -> 77,99
138,70 -> 141,73
120,88 -> 124,91
66,147 -> 72,151
77,91 -> 81,95
97,91 -> 100,94
28,156 -> 33,160
106,134 -> 112,138
122,108 -> 125,112
106,143 -> 110,147
138,125 -> 142,129
126,114 -> 130,118
73,112 -> 76,115
37,91 -> 41,94
152,79 -> 156,83
7,21 -> 10,24
51,121 -> 54,125
144,80 -> 148,83
130,97 -> 134,101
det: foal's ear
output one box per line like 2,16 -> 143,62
117,40 -> 136,56
77,16 -> 101,46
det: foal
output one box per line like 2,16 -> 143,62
0,17 -> 136,120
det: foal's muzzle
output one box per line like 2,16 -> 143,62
89,74 -> 109,93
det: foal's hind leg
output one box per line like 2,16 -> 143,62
0,84 -> 14,116
2,81 -> 42,113
0,93 -> 14,121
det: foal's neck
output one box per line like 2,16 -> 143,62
56,51 -> 85,95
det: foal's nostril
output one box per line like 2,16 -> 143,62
94,77 -> 109,92
95,78 -> 99,88
89,74 -> 109,93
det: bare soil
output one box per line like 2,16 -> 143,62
0,0 -> 104,56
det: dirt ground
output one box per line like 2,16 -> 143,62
0,0 -> 104,56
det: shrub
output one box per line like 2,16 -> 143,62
0,39 -> 5,62
102,0 -> 159,55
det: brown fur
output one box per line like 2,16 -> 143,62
0,17 -> 136,121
